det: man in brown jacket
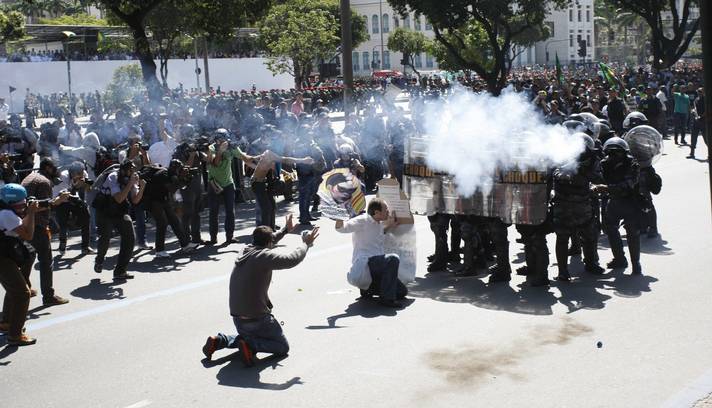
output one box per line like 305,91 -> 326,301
202,214 -> 319,366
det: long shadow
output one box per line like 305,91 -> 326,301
212,353 -> 302,390
0,344 -> 18,366
640,235 -> 674,255
306,297 -> 414,330
70,278 -> 125,300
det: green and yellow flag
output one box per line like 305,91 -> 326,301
599,62 -> 619,90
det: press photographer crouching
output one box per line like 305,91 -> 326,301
53,161 -> 94,255
21,157 -> 71,306
0,184 -> 39,346
92,160 -> 146,281
139,160 -> 198,260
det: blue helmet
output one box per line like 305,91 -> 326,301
0,183 -> 28,205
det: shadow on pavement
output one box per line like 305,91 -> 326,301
640,235 -> 674,255
211,354 -> 302,390
0,344 -> 18,366
306,297 -> 414,330
71,278 -> 125,300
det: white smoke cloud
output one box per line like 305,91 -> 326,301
422,88 -> 584,197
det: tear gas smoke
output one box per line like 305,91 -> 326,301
422,88 -> 585,197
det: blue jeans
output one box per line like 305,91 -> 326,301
217,314 -> 289,356
208,183 -> 235,241
367,254 -> 408,301
298,175 -> 318,222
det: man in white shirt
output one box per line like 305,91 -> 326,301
147,127 -> 177,168
335,198 -> 408,307
656,85 -> 669,138
0,98 -> 9,123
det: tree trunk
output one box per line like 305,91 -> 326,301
127,19 -> 162,102
293,59 -> 303,90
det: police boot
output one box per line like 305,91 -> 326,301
627,228 -> 642,275
526,236 -> 550,287
568,234 -> 582,256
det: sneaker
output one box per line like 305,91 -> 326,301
238,338 -> 254,367
154,251 -> 171,259
43,295 -> 69,306
7,334 -> 37,346
585,263 -> 605,275
94,262 -> 103,273
58,244 -> 66,255
606,258 -> 628,269
180,243 -> 199,253
113,273 -> 135,281
81,247 -> 97,255
137,243 -> 153,251
202,336 -> 218,360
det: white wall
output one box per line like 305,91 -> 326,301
0,57 -> 294,112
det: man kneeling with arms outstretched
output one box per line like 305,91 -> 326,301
203,214 -> 319,366
336,198 -> 408,308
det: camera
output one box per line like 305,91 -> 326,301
28,197 -> 52,208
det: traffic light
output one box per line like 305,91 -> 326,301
577,39 -> 587,57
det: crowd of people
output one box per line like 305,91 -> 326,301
0,48 -> 264,63
0,62 -> 706,357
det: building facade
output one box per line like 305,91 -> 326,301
531,0 -> 596,66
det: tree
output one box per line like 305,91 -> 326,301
259,0 -> 367,89
605,0 -> 700,70
0,9 -> 26,43
104,63 -> 145,111
38,12 -> 108,25
387,27 -> 431,77
388,0 -> 565,96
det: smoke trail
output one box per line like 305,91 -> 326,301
422,88 -> 584,197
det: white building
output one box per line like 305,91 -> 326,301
347,0 -> 439,77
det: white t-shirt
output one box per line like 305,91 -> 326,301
0,208 -> 22,237
336,213 -> 385,289
656,91 -> 668,112
147,137 -> 177,168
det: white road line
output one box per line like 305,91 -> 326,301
25,242 -> 352,332
662,368 -> 712,408
124,400 -> 152,408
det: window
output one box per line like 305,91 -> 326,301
414,15 -> 422,31
577,9 -> 581,22
352,52 -> 359,72
426,53 -> 434,68
372,15 -> 379,34
569,9 -> 573,22
373,51 -> 380,69
414,53 -> 422,68
587,34 -> 591,48
425,19 -> 432,30
586,10 -> 590,22
403,14 -> 410,29
363,51 -> 370,70
383,51 -> 390,68
393,16 -> 399,28
382,14 -> 389,33
569,34 -> 574,47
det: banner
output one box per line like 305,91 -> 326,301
317,168 -> 366,220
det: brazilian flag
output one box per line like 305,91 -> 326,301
599,62 -> 619,90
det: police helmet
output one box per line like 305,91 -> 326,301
562,120 -> 585,133
179,124 -> 195,140
603,136 -> 630,152
0,183 -> 28,205
214,128 -> 230,141
623,111 -> 648,130
574,132 -> 596,151
595,123 -> 614,139
567,113 -> 585,123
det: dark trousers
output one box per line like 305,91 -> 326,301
555,222 -> 599,274
673,112 -> 688,142
691,118 -> 708,153
216,314 -> 289,356
130,201 -> 147,246
31,225 -> 54,298
428,213 -> 450,263
0,256 -> 33,338
180,185 -> 203,243
298,175 -> 318,223
96,212 -> 135,276
55,202 -> 90,249
367,254 -> 407,301
208,183 -> 235,241
252,181 -> 276,229
489,219 -> 511,275
149,200 -> 189,252
604,198 -> 641,265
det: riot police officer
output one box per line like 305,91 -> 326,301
552,134 -> 606,281
599,137 -> 642,275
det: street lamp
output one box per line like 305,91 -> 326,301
62,31 -> 76,97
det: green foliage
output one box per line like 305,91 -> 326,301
387,27 -> 432,75
0,9 -> 26,43
38,12 -> 109,25
104,64 -> 145,110
388,0 -> 567,94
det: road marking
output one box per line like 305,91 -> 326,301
662,368 -> 712,408
26,242 -> 352,332
124,400 -> 152,408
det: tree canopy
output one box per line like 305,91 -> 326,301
387,27 -> 431,77
0,8 -> 26,43
604,0 -> 700,70
388,0 -> 564,95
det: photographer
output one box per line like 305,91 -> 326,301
140,160 -> 197,260
93,160 -> 146,280
21,157 -> 71,306
0,184 -> 40,346
1,152 -> 18,186
119,134 -> 152,250
173,129 -> 208,244
53,161 -> 93,255
333,144 -> 365,176
1,114 -> 38,180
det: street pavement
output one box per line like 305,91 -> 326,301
0,134 -> 711,408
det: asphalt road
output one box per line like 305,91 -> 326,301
0,137 -> 711,408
